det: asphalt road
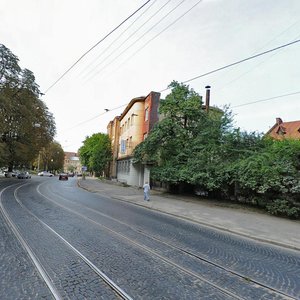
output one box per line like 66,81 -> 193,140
0,176 -> 299,299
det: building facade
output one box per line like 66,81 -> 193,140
63,152 -> 82,174
107,91 -> 160,187
107,116 -> 120,178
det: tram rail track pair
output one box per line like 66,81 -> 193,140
0,181 -> 298,300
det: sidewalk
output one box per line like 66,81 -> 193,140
77,177 -> 300,251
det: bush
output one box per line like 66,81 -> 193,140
266,199 -> 300,219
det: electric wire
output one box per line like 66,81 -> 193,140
107,0 -> 203,80
79,0 -> 158,78
82,0 -> 173,81
232,91 -> 300,108
62,38 -> 300,132
64,104 -> 127,131
43,0 -> 152,94
84,0 -> 187,83
159,38 -> 300,92
63,88 -> 300,133
216,31 -> 300,93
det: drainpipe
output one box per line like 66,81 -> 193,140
205,85 -> 211,113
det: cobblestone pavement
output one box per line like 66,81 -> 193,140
0,181 -> 54,299
78,177 -> 300,251
1,177 -> 299,299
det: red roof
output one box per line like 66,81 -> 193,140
267,118 -> 300,140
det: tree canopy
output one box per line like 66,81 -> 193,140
134,81 -> 233,187
0,44 -> 56,171
79,133 -> 112,176
134,81 -> 300,218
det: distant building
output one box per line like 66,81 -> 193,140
107,91 -> 160,187
64,152 -> 82,173
267,118 -> 300,140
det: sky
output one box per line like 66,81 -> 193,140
1,0 -> 300,152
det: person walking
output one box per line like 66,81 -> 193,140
143,181 -> 150,201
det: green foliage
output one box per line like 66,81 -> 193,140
0,44 -> 55,170
134,81 -> 232,189
266,199 -> 300,219
42,142 -> 64,172
79,133 -> 112,175
233,139 -> 300,196
133,80 -> 300,219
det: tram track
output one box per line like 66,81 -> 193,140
1,180 -> 297,299
0,182 -> 132,300
35,181 -> 298,300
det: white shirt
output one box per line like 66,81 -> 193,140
143,183 -> 150,192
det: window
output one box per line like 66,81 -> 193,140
145,107 -> 149,121
120,140 -> 126,154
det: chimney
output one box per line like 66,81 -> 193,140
276,118 -> 283,125
205,85 -> 211,113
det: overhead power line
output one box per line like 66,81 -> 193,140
232,91 -> 300,108
64,88 -> 300,133
64,104 -> 127,131
44,0 -> 152,94
105,0 -> 203,80
62,38 -> 300,131
79,0 -> 158,78
159,38 -> 300,92
84,0 -> 188,83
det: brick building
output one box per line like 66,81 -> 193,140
107,91 -> 160,187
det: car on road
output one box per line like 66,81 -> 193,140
4,170 -> 19,177
17,172 -> 31,179
38,171 -> 54,177
59,173 -> 68,180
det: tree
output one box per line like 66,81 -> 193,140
35,141 -> 64,173
232,138 -> 300,217
134,81 -> 300,218
134,81 -> 231,189
79,133 -> 112,176
0,44 -> 56,171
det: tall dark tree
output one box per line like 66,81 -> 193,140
35,141 -> 64,173
0,44 -> 56,171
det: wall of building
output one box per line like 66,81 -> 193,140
63,152 -> 81,174
117,158 -> 145,187
107,91 -> 160,187
107,116 -> 120,178
118,101 -> 145,159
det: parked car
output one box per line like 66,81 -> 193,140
4,170 -> 19,177
17,172 -> 31,179
38,171 -> 54,177
59,173 -> 68,180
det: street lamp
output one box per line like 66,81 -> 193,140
34,123 -> 41,172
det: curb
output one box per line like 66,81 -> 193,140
77,179 -> 300,252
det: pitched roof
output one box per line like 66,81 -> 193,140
267,118 -> 300,140
64,152 -> 78,159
